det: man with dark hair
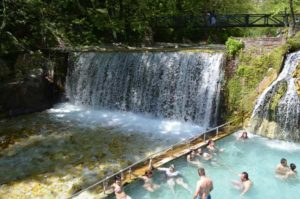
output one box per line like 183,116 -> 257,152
240,172 -> 252,196
275,158 -> 289,175
193,167 -> 213,199
232,171 -> 252,196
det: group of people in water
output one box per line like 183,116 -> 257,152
111,131 -> 297,199
275,158 -> 297,179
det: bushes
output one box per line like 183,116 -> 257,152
287,31 -> 300,52
225,38 -> 244,56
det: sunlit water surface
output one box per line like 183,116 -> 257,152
108,133 -> 300,199
0,103 -> 205,198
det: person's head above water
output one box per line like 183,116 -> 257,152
145,170 -> 153,177
290,163 -> 296,171
241,131 -> 248,139
190,150 -> 196,157
169,164 -> 175,172
241,171 -> 249,181
198,167 -> 206,176
115,175 -> 122,185
208,140 -> 214,146
197,148 -> 203,155
280,158 -> 287,166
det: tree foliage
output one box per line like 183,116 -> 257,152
0,0 -> 298,54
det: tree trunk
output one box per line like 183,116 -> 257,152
289,0 -> 296,36
0,0 -> 7,34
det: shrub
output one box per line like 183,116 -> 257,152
287,31 -> 300,52
225,38 -> 244,56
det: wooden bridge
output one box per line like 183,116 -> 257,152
154,14 -> 300,28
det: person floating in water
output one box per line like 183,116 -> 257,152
138,170 -> 160,192
111,175 -> 132,199
193,167 -> 213,199
275,158 -> 290,176
232,171 -> 253,196
187,150 -> 203,167
238,131 -> 248,140
157,164 -> 191,193
207,140 -> 224,154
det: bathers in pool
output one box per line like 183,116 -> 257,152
197,194 -> 211,199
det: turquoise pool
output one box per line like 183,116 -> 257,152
109,133 -> 300,199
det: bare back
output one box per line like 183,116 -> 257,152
195,176 -> 213,198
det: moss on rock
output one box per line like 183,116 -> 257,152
224,45 -> 287,122
295,79 -> 300,97
268,81 -> 288,121
292,62 -> 300,78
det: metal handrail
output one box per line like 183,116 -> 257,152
68,118 -> 239,198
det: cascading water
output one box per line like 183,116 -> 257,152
250,51 -> 300,141
66,51 -> 224,127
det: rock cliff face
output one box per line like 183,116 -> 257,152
0,75 -> 55,117
0,53 -> 67,118
249,51 -> 300,141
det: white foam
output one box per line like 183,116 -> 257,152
233,130 -> 300,152
47,103 -> 205,141
264,139 -> 300,152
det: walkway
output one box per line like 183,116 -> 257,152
69,119 -> 242,198
154,14 -> 300,28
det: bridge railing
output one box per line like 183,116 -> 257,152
68,118 -> 242,198
154,14 -> 300,28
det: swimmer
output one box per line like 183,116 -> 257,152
187,150 -> 203,167
232,171 -> 252,196
111,175 -> 132,199
207,140 -> 224,154
238,131 -> 248,140
197,148 -> 213,161
193,167 -> 213,199
284,163 -> 297,179
275,158 -> 289,176
157,164 -> 192,193
138,170 -> 160,192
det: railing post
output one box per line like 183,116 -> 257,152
103,181 -> 106,194
129,168 -> 132,179
121,171 -> 124,180
203,133 -> 206,142
103,177 -> 108,194
149,158 -> 153,170
216,127 -> 219,136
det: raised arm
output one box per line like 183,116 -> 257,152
157,167 -> 168,172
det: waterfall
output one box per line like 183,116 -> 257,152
66,51 -> 224,127
250,51 -> 300,141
